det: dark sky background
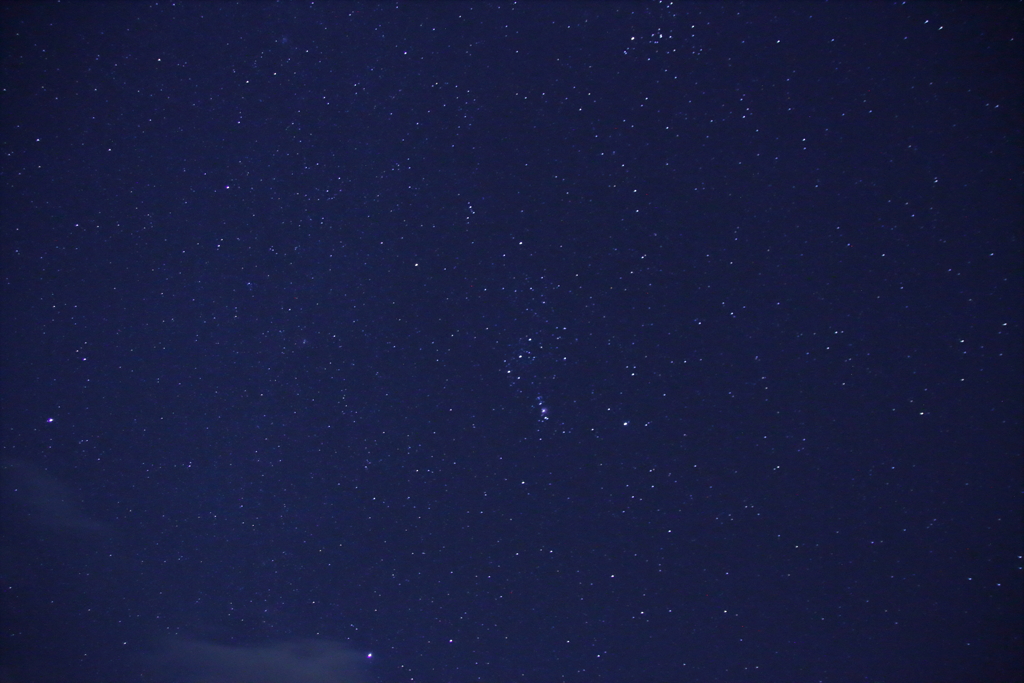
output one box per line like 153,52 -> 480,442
1,2 -> 1021,682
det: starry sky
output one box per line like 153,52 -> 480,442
1,2 -> 1021,682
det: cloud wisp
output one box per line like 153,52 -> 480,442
152,637 -> 371,683
0,458 -> 109,536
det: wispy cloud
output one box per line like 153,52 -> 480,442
153,637 -> 370,683
0,458 -> 108,535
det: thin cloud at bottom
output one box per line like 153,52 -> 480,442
150,637 -> 370,683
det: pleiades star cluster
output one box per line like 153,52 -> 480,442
1,2 -> 1020,682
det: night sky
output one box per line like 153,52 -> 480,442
1,2 -> 1021,682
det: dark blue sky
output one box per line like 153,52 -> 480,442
1,2 -> 1021,682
